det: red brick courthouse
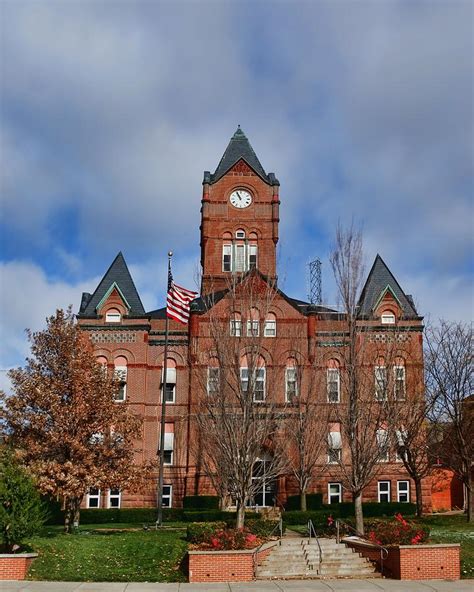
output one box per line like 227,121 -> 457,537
76,128 -> 431,511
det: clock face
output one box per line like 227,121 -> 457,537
229,189 -> 252,209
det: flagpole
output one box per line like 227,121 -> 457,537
156,250 -> 173,528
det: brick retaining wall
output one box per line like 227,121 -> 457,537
188,542 -> 275,582
344,539 -> 460,580
0,554 -> 37,580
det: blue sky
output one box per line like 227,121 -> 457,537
1,0 -> 473,390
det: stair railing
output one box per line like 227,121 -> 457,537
307,519 -> 323,571
252,517 -> 283,578
335,518 -> 388,575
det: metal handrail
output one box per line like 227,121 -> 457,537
335,519 -> 388,575
307,519 -> 323,571
252,517 -> 283,578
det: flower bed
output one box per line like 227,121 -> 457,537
0,553 -> 38,580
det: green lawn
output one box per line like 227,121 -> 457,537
26,524 -> 188,582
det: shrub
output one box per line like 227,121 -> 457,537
0,450 -> 46,552
186,522 -> 226,544
246,519 -> 285,538
366,514 -> 430,546
286,494 -> 323,511
187,523 -> 262,550
183,496 -> 219,510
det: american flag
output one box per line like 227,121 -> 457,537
166,270 -> 198,324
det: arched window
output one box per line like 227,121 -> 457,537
106,308 -> 121,323
285,358 -> 298,402
235,229 -> 246,239
327,359 -> 340,403
381,311 -> 396,324
264,312 -> 277,337
394,356 -> 406,400
114,356 -> 128,402
376,423 -> 389,462
327,422 -> 342,463
247,308 -> 260,337
162,358 -> 177,403
221,231 -> 258,272
375,357 -> 387,401
230,312 -> 242,337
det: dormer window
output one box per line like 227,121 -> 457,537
106,308 -> 122,323
381,311 -> 396,325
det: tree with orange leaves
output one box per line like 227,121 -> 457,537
1,308 -> 151,533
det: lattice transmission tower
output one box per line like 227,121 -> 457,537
308,258 -> 322,305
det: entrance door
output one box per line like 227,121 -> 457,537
251,456 -> 276,507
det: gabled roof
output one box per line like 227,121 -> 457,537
78,252 -> 145,316
358,254 -> 418,318
204,126 -> 279,186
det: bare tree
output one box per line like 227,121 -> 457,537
425,321 -> 473,522
282,354 -> 329,511
192,272 -> 288,528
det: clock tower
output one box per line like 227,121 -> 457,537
200,127 -> 280,295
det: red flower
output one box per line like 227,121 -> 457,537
327,515 -> 334,526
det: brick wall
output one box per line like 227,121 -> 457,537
0,554 -> 37,580
188,544 -> 274,583
345,541 -> 460,580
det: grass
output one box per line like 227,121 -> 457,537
26,523 -> 188,582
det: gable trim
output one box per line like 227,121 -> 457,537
372,284 -> 403,313
96,282 -> 132,313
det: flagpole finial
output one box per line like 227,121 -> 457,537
168,251 -> 173,258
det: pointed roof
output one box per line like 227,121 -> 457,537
78,252 -> 145,316
204,126 -> 279,186
358,254 -> 419,318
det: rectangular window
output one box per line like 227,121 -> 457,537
114,367 -> 127,402
327,368 -> 340,403
223,245 -> 232,272
240,368 -> 249,393
207,367 -> 220,396
162,367 -> 176,403
395,429 -> 407,462
376,429 -> 389,462
328,482 -> 342,504
159,424 -> 174,465
394,366 -> 406,400
108,488 -> 121,508
247,320 -> 260,337
378,481 -> 391,503
254,368 -> 265,402
235,245 -> 246,271
249,244 -> 257,269
162,484 -> 172,508
285,367 -> 298,402
264,319 -> 276,337
87,488 -> 101,508
230,319 -> 242,337
397,480 -> 410,503
327,431 -> 342,464
375,366 -> 387,401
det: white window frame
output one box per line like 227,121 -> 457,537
162,367 -> 176,403
247,319 -> 260,337
394,365 -> 406,400
328,482 -> 342,504
395,429 -> 407,462
162,484 -> 172,508
106,309 -> 122,323
235,230 -> 246,239
108,488 -> 121,508
263,318 -> 276,337
327,368 -> 340,403
254,367 -> 266,402
285,367 -> 298,402
230,318 -> 242,337
162,428 -> 174,466
222,244 -> 232,272
397,480 -> 410,503
375,366 -> 387,401
381,312 -> 396,324
207,367 -> 220,396
114,366 -> 127,402
87,488 -> 101,508
235,244 -> 246,272
248,244 -> 257,269
327,431 -> 342,464
378,480 -> 391,503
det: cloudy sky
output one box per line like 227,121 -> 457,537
1,0 -> 473,389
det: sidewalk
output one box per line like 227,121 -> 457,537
1,581 -> 473,592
